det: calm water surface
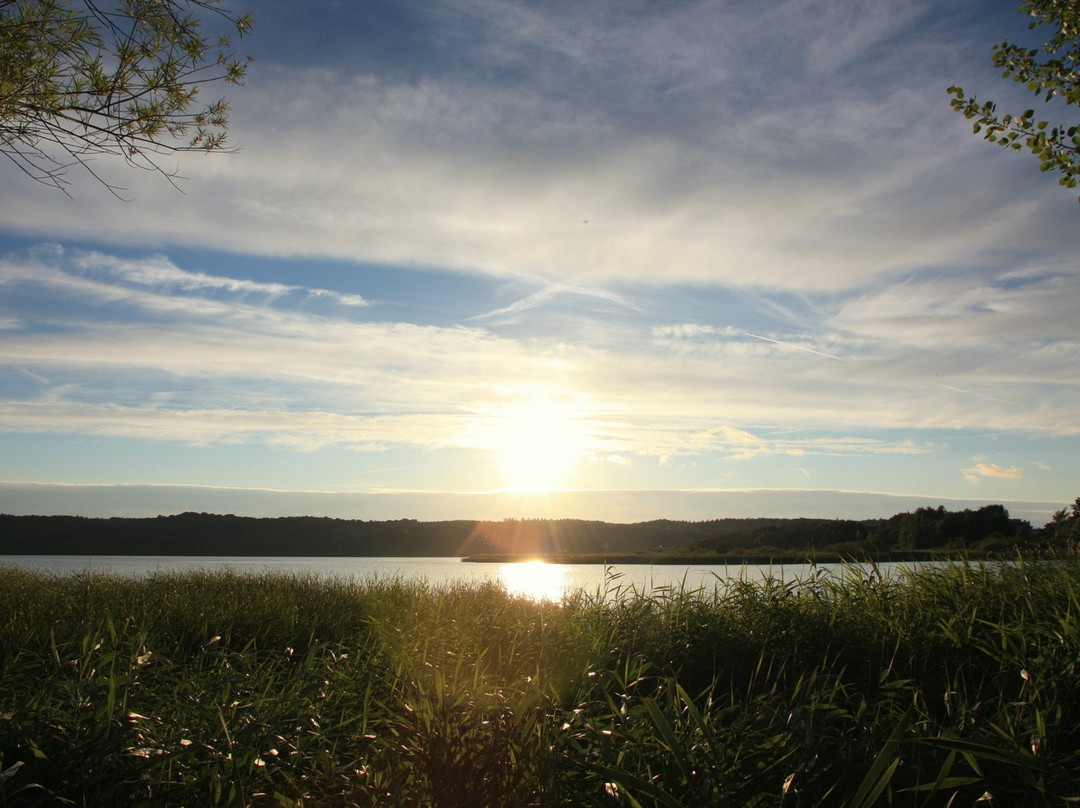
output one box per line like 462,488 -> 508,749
0,555 -> 930,601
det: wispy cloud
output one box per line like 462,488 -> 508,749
0,401 -> 474,452
651,324 -> 740,339
565,412 -> 938,465
963,461 -> 1024,484
72,250 -> 370,307
651,324 -> 847,361
1,250 -> 367,324
15,368 -> 50,385
831,264 -> 1080,349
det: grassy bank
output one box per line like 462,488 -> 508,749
1,560 -> 1078,806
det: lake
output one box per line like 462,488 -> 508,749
0,555 -> 930,602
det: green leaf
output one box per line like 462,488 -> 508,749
848,710 -> 910,808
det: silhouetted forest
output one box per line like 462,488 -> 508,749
2,501 -> 1076,558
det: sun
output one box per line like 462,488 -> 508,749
491,397 -> 587,494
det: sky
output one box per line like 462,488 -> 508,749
1,0 -> 1078,527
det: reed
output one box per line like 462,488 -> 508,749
0,559 -> 1077,805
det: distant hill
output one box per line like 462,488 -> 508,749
0,505 -> 1042,557
0,514 -> 748,557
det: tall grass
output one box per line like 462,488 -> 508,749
1,559 -> 1078,805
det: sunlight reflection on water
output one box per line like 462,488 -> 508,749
498,560 -> 570,602
0,556 -> 940,603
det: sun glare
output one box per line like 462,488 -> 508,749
491,397 -> 587,494
499,560 -> 569,601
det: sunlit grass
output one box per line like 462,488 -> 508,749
1,559 -> 1078,805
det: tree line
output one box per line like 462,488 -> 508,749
1,501 -> 1077,558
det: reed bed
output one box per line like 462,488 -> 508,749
0,559 -> 1078,806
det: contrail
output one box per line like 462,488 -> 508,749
930,382 -> 1019,406
469,281 -> 640,322
742,332 -> 847,361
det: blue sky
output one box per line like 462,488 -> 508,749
1,0 -> 1078,526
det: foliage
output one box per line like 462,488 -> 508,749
0,0 -> 253,194
0,507 -> 1041,560
1041,496 -> 1080,552
689,504 -> 1032,557
948,0 -> 1080,202
880,503 -> 1029,551
2,561 -> 1080,805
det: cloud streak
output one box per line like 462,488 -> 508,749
963,461 -> 1025,484
71,250 -> 370,308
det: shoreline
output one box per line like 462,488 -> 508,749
461,549 -> 978,564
